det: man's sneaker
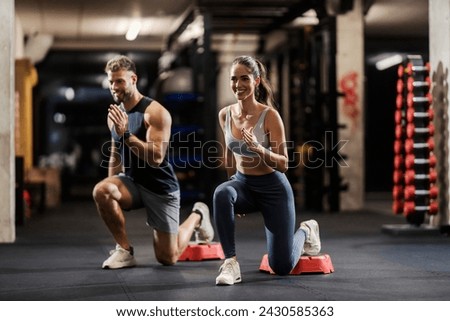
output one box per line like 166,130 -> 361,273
216,258 -> 242,285
300,219 -> 321,256
193,202 -> 214,243
102,244 -> 137,269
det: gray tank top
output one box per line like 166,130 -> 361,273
224,106 -> 270,157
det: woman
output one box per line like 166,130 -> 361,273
213,56 -> 321,285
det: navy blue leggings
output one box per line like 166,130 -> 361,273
213,171 -> 306,275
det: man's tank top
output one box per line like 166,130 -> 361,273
224,106 -> 270,157
111,96 -> 179,194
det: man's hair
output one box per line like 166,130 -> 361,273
105,55 -> 136,74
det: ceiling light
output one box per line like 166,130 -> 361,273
291,9 -> 319,26
126,20 -> 142,41
375,54 -> 404,70
53,113 -> 66,124
64,87 -> 75,101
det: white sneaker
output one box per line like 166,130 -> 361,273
300,219 -> 321,256
193,202 -> 214,243
102,244 -> 137,269
216,258 -> 242,285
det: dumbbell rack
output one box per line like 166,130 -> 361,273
392,55 -> 437,226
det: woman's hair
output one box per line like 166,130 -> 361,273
232,55 -> 276,108
105,55 -> 137,74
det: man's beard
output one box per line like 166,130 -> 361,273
112,90 -> 130,104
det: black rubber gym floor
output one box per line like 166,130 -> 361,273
0,194 -> 449,301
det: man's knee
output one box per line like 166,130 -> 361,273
92,181 -> 108,201
153,231 -> 178,266
155,251 -> 178,266
92,180 -> 118,203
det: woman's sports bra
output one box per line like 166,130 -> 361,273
224,106 -> 270,157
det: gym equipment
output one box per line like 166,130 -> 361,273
405,154 -> 436,169
404,138 -> 434,154
392,55 -> 437,226
259,254 -> 334,275
394,140 -> 403,154
404,201 -> 438,215
404,185 -> 438,200
406,93 -> 432,108
395,110 -> 403,124
392,185 -> 404,200
404,169 -> 437,185
393,170 -> 403,184
407,76 -> 431,92
396,94 -> 404,109
397,79 -> 404,93
404,62 -> 431,74
395,124 -> 404,139
394,169 -> 437,185
178,242 -> 225,261
406,108 -> 434,122
394,155 -> 404,169
406,123 -> 435,138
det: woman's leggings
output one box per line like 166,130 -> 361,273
213,170 -> 306,275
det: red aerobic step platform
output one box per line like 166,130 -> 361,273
178,242 -> 225,261
259,253 -> 334,275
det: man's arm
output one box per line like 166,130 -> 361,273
108,138 -> 123,177
124,100 -> 171,167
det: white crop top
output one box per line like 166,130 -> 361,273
224,106 -> 270,157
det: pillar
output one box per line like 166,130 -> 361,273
0,0 -> 15,242
335,0 -> 365,210
429,0 -> 450,228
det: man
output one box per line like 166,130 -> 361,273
93,55 -> 213,268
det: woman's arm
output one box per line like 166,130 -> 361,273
218,107 -> 236,177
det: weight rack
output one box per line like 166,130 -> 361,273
392,55 -> 437,226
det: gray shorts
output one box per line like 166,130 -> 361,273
117,174 -> 180,234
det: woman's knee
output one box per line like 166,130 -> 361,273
213,184 -> 236,205
269,256 -> 294,276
